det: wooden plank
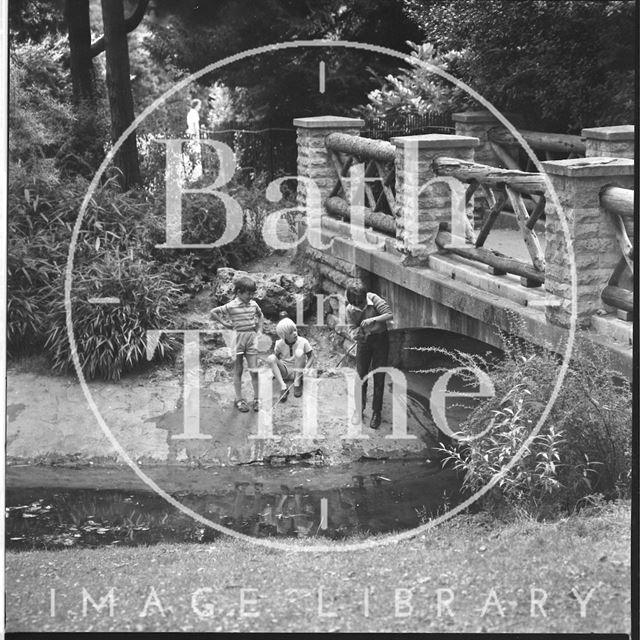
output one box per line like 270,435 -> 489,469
433,157 -> 547,196
505,185 -> 545,272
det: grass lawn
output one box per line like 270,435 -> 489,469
5,501 -> 631,634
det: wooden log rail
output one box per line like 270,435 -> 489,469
433,157 -> 547,196
488,128 -> 586,155
325,132 -> 396,163
325,132 -> 398,218
436,229 -> 544,284
599,185 -> 634,317
325,196 -> 396,236
433,156 -> 546,281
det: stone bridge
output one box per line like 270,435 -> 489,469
294,114 -> 634,377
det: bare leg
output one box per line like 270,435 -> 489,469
293,353 -> 306,387
246,353 -> 259,399
233,355 -> 244,401
267,354 -> 288,391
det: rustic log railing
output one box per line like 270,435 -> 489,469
488,127 -> 586,173
433,157 -> 547,286
599,185 -> 634,318
325,132 -> 398,227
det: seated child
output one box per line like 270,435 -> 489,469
210,275 -> 264,412
267,316 -> 314,401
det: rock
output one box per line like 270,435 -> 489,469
206,347 -> 234,368
213,268 -> 314,319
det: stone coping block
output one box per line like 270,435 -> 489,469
293,115 -> 364,129
581,125 -> 634,141
541,157 -> 634,177
391,133 -> 479,149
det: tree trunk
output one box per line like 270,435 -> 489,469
64,0 -> 95,102
101,0 -> 140,190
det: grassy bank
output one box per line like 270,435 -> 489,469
5,501 -> 630,633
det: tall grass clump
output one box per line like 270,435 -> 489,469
437,327 -> 631,519
9,37 -> 276,380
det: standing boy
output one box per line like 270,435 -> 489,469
345,283 -> 393,430
210,276 -> 264,412
267,316 -> 314,401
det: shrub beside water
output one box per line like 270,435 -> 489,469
438,332 -> 631,518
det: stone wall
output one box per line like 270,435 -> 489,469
541,157 -> 634,328
582,125 -> 634,159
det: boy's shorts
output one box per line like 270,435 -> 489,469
235,331 -> 258,357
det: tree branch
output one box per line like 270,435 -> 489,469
90,0 -> 150,58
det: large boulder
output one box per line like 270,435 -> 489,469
212,268 -> 314,319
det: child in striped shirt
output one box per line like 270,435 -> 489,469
210,276 -> 264,412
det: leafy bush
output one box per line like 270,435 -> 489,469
8,28 -> 273,380
437,330 -> 632,518
44,256 -> 183,380
399,0 -> 635,132
8,156 -> 273,378
7,165 -> 186,378
358,42 -> 466,121
10,36 -> 110,177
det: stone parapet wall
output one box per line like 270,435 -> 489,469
452,110 -> 520,168
582,125 -> 634,159
392,134 -> 479,262
294,116 -> 364,215
542,157 -> 634,328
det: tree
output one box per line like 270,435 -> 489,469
146,0 -> 424,126
57,0 -> 149,187
100,0 -> 142,189
397,0 -> 635,133
64,0 -> 94,102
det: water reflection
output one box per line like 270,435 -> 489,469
6,462 -> 463,550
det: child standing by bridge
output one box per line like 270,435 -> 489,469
210,275 -> 264,412
345,283 -> 394,430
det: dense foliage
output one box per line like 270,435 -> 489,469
146,0 -> 423,126
8,28 -> 271,379
364,0 -> 635,133
437,331 -> 632,518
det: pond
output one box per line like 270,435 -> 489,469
6,460 -> 464,550
6,327 -> 500,550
